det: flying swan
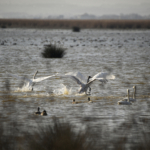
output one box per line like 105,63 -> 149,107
58,71 -> 115,94
7,71 -> 58,90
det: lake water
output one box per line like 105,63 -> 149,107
0,28 -> 150,132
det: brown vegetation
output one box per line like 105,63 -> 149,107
0,19 -> 150,29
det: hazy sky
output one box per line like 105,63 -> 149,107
0,0 -> 150,17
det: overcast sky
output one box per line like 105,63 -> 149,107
0,0 -> 150,18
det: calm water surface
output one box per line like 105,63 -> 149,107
0,28 -> 150,130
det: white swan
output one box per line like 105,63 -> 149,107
118,89 -> 132,105
7,71 -> 58,90
129,86 -> 136,102
59,71 -> 115,94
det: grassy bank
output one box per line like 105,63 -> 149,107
0,19 -> 150,29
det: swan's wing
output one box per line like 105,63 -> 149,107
64,72 -> 86,84
79,78 -> 103,94
70,76 -> 84,86
32,74 -> 57,83
92,72 -> 115,80
33,70 -> 38,79
60,73 -> 84,86
87,78 -> 107,87
75,72 -> 86,84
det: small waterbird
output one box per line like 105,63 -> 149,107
72,99 -> 78,104
41,110 -> 47,116
88,97 -> 93,103
35,107 -> 41,115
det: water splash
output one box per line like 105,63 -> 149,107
15,85 -> 32,92
53,84 -> 72,95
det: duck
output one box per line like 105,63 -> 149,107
35,107 -> 41,115
118,89 -> 132,105
72,99 -> 78,104
58,71 -> 115,94
88,97 -> 93,103
7,71 -> 58,90
41,110 -> 47,116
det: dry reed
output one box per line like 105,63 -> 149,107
0,19 -> 150,29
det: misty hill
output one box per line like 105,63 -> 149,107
69,13 -> 150,20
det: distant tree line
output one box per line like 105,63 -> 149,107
0,19 -> 150,29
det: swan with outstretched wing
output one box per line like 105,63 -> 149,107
7,71 -> 58,90
59,71 -> 115,94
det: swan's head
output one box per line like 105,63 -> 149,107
133,86 -> 136,89
87,76 -> 92,83
88,76 -> 92,79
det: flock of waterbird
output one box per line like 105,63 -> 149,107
117,86 -> 136,105
35,107 -> 47,116
7,70 -> 136,116
7,71 -> 115,94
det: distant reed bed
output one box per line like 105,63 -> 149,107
0,19 -> 150,29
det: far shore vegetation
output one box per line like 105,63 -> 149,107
0,19 -> 150,29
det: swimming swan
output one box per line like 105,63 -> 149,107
59,72 -> 115,94
118,89 -> 132,105
7,71 -> 58,90
129,86 -> 136,102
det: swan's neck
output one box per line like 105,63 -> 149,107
127,89 -> 130,102
33,70 -> 38,79
133,91 -> 135,99
87,76 -> 91,83
133,86 -> 135,99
